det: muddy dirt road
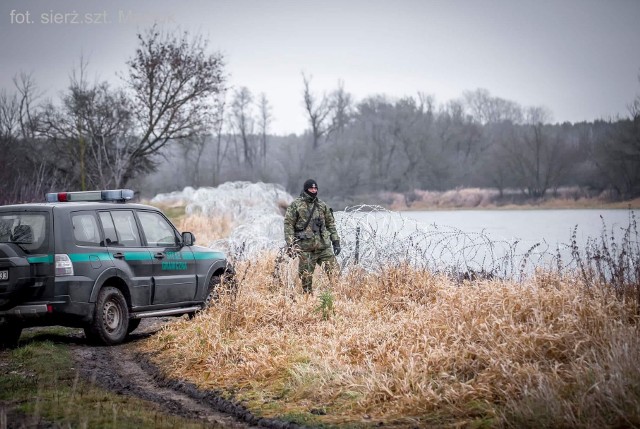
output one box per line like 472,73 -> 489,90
3,319 -> 306,429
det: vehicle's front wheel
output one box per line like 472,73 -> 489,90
0,317 -> 22,349
188,275 -> 221,319
85,287 -> 129,345
203,275 -> 221,309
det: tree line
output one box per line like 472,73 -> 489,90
140,76 -> 640,206
1,27 -> 639,205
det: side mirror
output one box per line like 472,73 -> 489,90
182,231 -> 195,246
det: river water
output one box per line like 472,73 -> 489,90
334,208 -> 637,277
400,209 -> 635,248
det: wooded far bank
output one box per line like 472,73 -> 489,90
1,26 -> 639,206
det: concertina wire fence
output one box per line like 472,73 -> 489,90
222,204 -> 639,288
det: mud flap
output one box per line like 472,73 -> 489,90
0,244 -> 33,311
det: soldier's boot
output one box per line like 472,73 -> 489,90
301,274 -> 313,294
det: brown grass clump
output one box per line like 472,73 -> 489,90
140,258 -> 640,428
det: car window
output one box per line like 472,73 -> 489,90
71,212 -> 101,246
98,212 -> 119,246
0,212 -> 50,254
110,210 -> 142,247
137,211 -> 178,247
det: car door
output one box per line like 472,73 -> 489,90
98,210 -> 153,307
136,210 -> 196,305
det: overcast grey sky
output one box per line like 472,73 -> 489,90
1,0 -> 639,134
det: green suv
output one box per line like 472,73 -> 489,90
0,189 -> 233,346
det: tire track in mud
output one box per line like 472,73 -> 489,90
72,319 -> 306,429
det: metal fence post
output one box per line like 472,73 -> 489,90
355,226 -> 360,264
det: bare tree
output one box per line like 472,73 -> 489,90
355,96 -> 400,191
178,133 -> 208,187
42,61 -> 134,189
123,26 -> 226,184
505,107 -> 571,198
328,80 -> 352,138
0,89 -> 22,203
302,72 -> 332,149
434,99 -> 486,187
477,121 -> 520,197
177,89 -> 228,187
0,75 -> 67,203
211,94 -> 229,185
14,73 -> 42,140
394,96 -> 436,190
229,87 -> 256,168
257,92 -> 272,167
464,88 -> 523,124
592,80 -> 640,198
0,90 -> 20,141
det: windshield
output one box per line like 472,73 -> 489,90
0,212 -> 50,254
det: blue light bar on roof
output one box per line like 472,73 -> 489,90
45,189 -> 135,203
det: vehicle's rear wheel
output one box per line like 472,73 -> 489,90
84,287 -> 129,345
0,317 -> 22,349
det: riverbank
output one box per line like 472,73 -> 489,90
327,187 -> 640,211
141,257 -> 640,428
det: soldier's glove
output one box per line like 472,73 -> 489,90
332,240 -> 341,256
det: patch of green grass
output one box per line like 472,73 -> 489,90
280,410 -> 325,427
315,290 -> 335,321
0,338 -> 224,428
24,326 -> 78,337
280,411 -> 373,429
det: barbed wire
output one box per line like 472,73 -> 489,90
153,184 -> 638,285
230,205 -> 638,287
333,205 -> 560,280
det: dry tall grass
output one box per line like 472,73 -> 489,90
140,257 -> 640,427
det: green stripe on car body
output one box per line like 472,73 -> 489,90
193,251 -> 225,260
27,255 -> 54,264
26,251 -> 224,264
69,253 -> 113,262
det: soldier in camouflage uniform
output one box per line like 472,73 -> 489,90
284,179 -> 341,293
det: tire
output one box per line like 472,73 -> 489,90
188,275 -> 221,319
127,318 -> 142,334
203,275 -> 221,309
85,286 -> 129,345
0,317 -> 22,349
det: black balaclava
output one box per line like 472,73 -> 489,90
303,179 -> 318,197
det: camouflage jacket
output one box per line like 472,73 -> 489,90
284,193 -> 339,252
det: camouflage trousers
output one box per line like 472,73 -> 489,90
298,246 -> 339,293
